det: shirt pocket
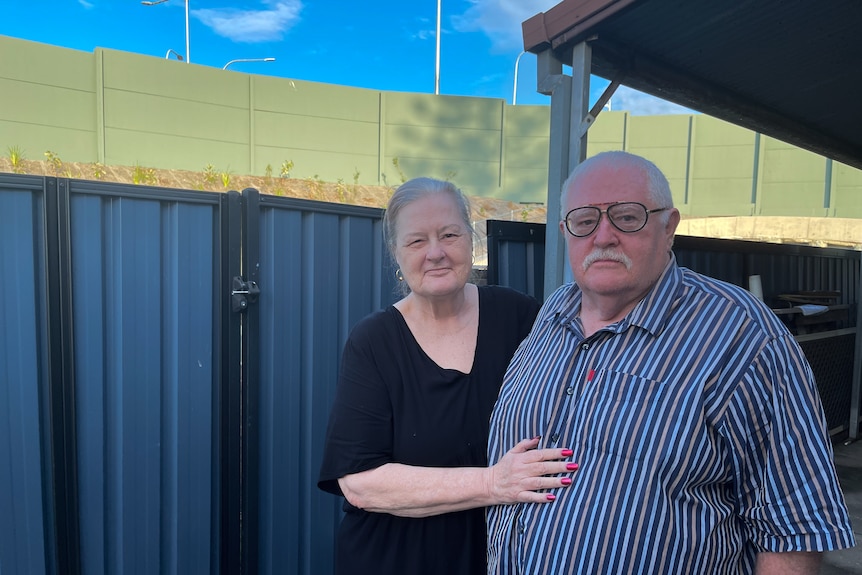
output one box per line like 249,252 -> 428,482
578,368 -> 675,461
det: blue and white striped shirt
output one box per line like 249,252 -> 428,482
487,257 -> 854,574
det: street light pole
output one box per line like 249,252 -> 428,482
184,0 -> 190,64
142,0 -> 190,64
434,0 -> 441,95
223,58 -> 276,70
512,50 -> 526,105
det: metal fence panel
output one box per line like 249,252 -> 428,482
252,195 -> 397,575
66,182 -> 223,575
486,220 -> 546,301
0,177 -> 51,575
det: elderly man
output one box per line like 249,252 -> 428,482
487,151 -> 854,574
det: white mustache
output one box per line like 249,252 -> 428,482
582,249 -> 632,271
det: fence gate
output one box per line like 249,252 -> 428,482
0,175 -> 396,575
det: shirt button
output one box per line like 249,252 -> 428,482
581,343 -> 590,350
566,387 -> 574,395
518,524 -> 525,534
551,433 -> 560,443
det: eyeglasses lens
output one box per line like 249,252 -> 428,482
566,202 -> 648,236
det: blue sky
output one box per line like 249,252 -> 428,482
1,0 -> 691,113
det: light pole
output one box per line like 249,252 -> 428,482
512,50 -> 526,105
165,49 -> 184,61
434,0 -> 441,95
223,58 -> 276,70
142,0 -> 190,64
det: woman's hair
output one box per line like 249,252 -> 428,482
560,151 -> 674,223
383,177 -> 474,259
382,177 -> 475,295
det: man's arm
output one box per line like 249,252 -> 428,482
755,551 -> 822,575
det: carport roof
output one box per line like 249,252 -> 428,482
522,0 -> 862,171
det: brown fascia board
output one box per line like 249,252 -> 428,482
522,0 -> 641,54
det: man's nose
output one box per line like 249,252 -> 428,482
592,213 -> 619,244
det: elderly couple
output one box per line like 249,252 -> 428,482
318,151 -> 854,575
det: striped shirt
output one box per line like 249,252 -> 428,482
487,256 -> 854,574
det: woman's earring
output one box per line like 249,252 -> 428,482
396,268 -> 404,282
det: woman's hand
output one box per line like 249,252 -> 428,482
487,436 -> 577,504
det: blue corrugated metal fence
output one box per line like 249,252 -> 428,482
0,175 -> 397,575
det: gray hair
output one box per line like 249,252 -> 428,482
560,151 -> 674,223
383,177 -> 475,295
383,177 -> 474,258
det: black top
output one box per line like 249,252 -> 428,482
318,285 -> 540,575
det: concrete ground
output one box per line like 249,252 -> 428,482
823,436 -> 862,574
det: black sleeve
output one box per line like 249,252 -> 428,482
317,312 -> 396,496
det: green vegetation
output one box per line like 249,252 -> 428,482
132,164 -> 156,185
202,163 -> 218,187
44,150 -> 66,176
0,155 -> 535,232
391,157 -> 406,184
220,167 -> 233,189
309,174 -> 324,199
335,178 -> 348,203
7,146 -> 25,173
91,162 -> 106,180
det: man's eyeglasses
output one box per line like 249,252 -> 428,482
563,202 -> 669,237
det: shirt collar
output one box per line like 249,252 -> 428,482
625,253 -> 682,336
547,253 -> 682,337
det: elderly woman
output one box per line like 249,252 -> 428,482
318,177 -> 577,575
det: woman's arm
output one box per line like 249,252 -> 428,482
754,551 -> 821,575
338,437 -> 576,517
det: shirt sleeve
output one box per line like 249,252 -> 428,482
318,314 -> 395,496
727,333 -> 855,551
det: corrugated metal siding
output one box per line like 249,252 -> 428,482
67,182 -> 223,574
0,177 -> 51,574
0,173 -> 401,574
252,195 -> 397,575
486,220 -> 547,301
673,237 -> 860,311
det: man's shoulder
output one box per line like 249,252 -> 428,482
677,267 -> 788,336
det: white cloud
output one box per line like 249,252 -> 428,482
452,0 -> 558,52
79,0 -> 94,8
611,86 -> 695,115
193,0 -> 302,43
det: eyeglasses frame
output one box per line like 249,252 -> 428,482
563,202 -> 670,237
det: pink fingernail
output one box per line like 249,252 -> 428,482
561,449 -> 573,457
546,493 -> 556,501
561,477 -> 572,485
566,463 -> 579,471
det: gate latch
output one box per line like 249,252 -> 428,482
231,276 -> 260,313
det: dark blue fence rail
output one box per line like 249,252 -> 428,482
1,175 -> 53,574
0,174 -> 397,575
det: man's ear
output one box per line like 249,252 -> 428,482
665,208 -> 681,249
